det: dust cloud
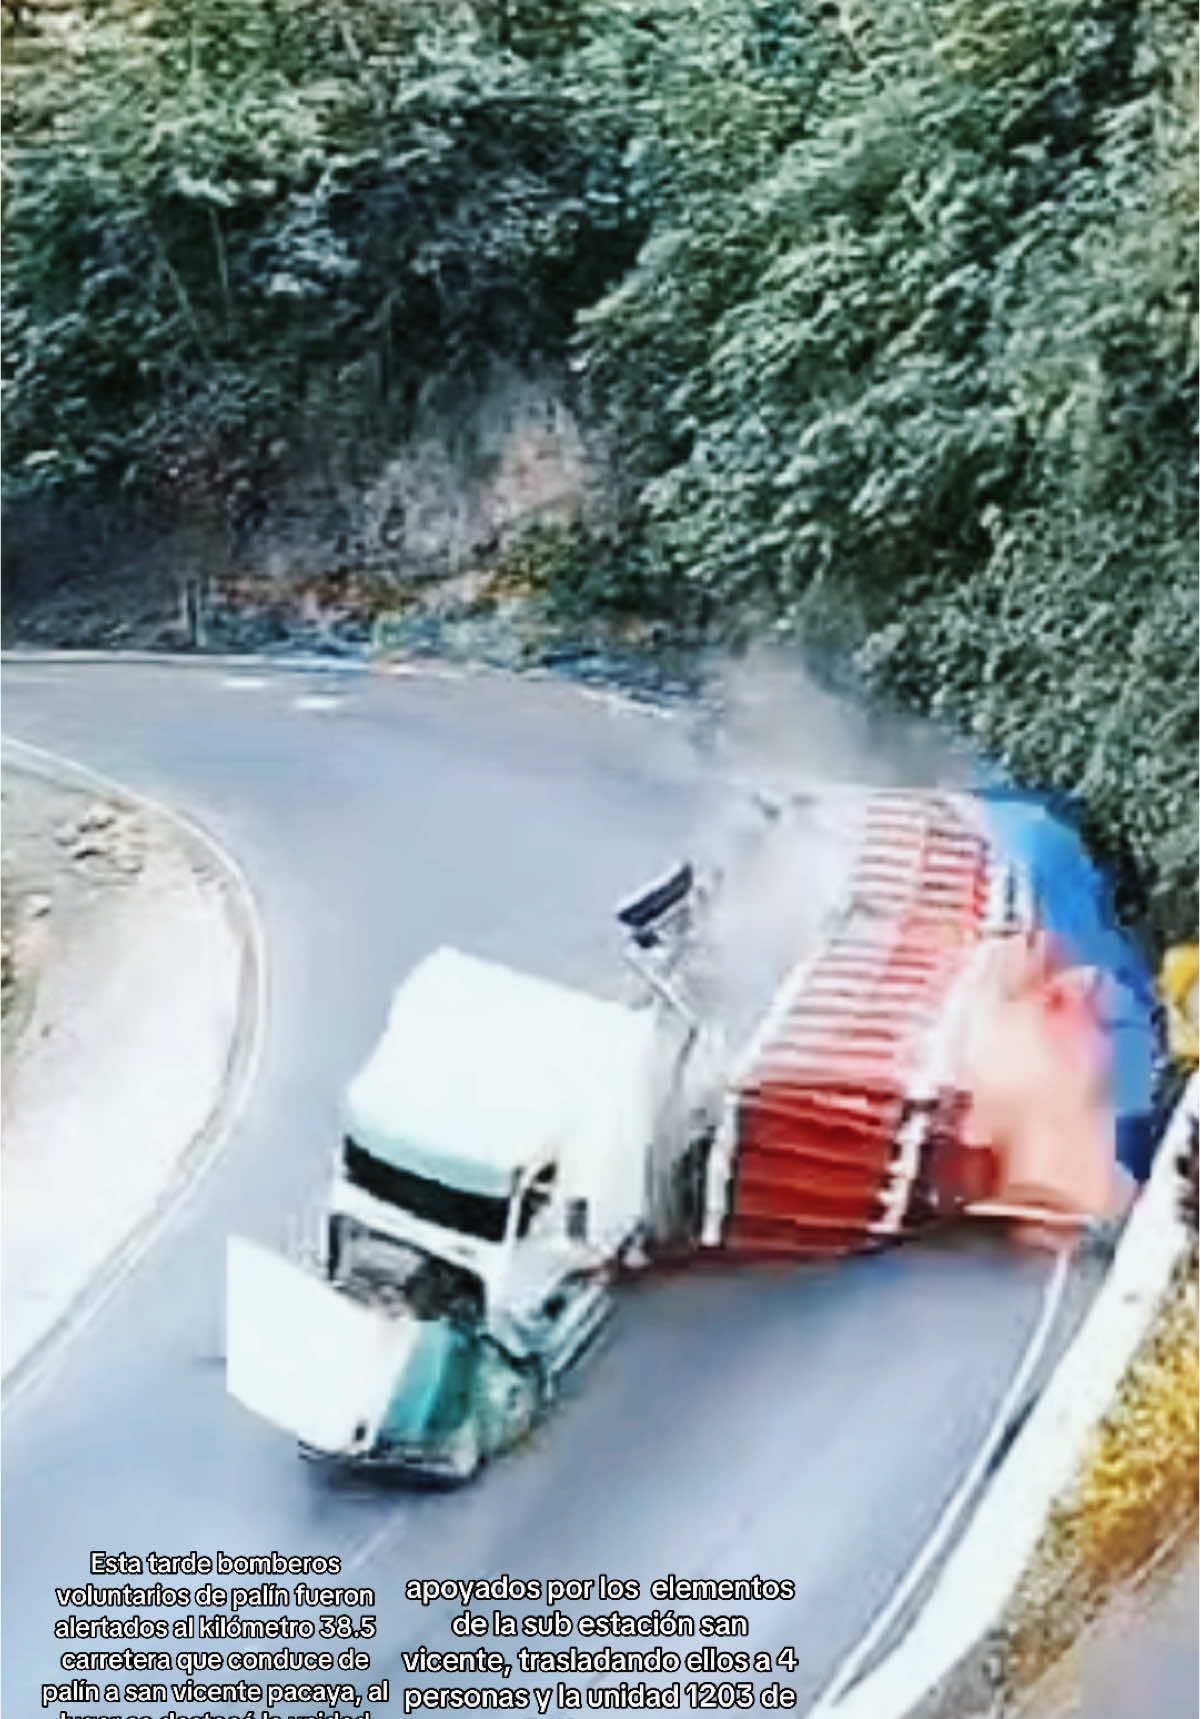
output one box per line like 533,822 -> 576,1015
679,645 -> 975,1047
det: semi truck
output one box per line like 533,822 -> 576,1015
228,879 -> 725,1482
226,785 -> 1160,1482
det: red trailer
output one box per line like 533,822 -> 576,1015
700,791 -> 1121,1259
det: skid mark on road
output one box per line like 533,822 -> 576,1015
345,1506 -> 410,1575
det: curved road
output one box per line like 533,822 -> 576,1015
2,659 -> 1088,1716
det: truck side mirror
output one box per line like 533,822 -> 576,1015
616,864 -> 695,936
566,1199 -> 589,1242
516,1164 -> 558,1239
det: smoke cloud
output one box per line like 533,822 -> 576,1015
681,645 -> 974,1047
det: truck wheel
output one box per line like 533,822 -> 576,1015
499,1365 -> 541,1447
442,1416 -> 483,1485
616,1226 -> 651,1275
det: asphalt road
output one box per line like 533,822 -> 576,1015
2,658 -> 1088,1717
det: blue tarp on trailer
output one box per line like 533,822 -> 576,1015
971,786 -> 1161,1182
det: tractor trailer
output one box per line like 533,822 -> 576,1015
226,786 -> 1160,1481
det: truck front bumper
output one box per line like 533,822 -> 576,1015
298,1438 -> 471,1477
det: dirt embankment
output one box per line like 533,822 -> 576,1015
3,773 -> 148,1061
1,363 -> 603,665
2,759 -> 246,1381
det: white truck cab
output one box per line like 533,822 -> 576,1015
228,939 -> 716,1480
329,945 -> 671,1306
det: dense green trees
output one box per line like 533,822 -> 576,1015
563,0 -> 1197,936
3,0 -> 1196,940
2,1 -> 636,506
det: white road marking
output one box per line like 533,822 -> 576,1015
804,1248 -> 1071,1717
293,693 -> 344,712
221,676 -> 269,691
344,1506 -> 410,1575
828,1081 -> 1197,1719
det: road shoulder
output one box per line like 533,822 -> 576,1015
1,741 -> 263,1395
1012,1536 -> 1198,1718
819,1077 -> 1198,1719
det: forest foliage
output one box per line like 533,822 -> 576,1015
3,0 -> 1197,942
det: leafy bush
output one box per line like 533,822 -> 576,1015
856,501 -> 1198,943
2,0 -> 638,508
567,0 -> 1197,941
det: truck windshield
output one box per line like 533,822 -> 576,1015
343,1137 -> 510,1243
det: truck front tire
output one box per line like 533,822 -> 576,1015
442,1415 -> 483,1484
